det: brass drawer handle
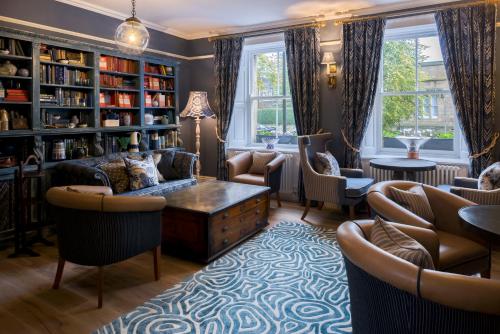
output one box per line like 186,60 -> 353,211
223,212 -> 229,219
223,239 -> 229,245
256,209 -> 261,215
256,198 -> 261,203
222,226 -> 228,232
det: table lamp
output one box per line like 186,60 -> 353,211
180,91 -> 215,178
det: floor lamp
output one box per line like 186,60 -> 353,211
180,91 -> 215,178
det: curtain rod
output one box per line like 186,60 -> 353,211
207,21 -> 325,42
334,0 -> 494,25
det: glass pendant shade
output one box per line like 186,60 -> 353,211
115,17 -> 150,55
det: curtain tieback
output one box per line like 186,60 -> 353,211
341,129 -> 361,153
215,126 -> 226,143
469,132 -> 499,159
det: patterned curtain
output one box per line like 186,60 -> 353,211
214,37 -> 243,180
435,4 -> 497,177
285,27 -> 321,203
342,18 -> 385,168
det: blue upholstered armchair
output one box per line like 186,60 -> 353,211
298,133 -> 374,220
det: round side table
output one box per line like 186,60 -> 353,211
369,158 -> 436,181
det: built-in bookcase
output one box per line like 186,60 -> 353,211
0,26 -> 182,178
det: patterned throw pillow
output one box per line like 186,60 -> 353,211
314,150 -> 341,176
156,150 -> 179,180
124,155 -> 159,190
370,216 -> 435,270
249,151 -> 277,174
390,185 -> 435,223
127,154 -> 165,183
478,162 -> 500,190
97,159 -> 129,194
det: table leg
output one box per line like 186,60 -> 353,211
406,171 -> 417,182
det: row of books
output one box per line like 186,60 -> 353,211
39,44 -> 88,65
40,65 -> 92,86
144,76 -> 174,91
5,89 -> 29,102
99,92 -> 136,108
0,38 -> 28,56
99,56 -> 137,74
144,64 -> 174,76
99,74 -> 137,89
145,93 -> 174,108
40,88 -> 90,107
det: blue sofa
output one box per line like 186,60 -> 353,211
54,150 -> 197,197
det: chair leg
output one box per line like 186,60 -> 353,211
275,192 -> 282,208
302,200 -> 311,220
318,202 -> 324,211
52,258 -> 65,289
349,205 -> 356,220
153,246 -> 160,281
97,266 -> 103,308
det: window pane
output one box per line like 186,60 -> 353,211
253,98 -> 297,144
418,36 -> 449,91
417,94 -> 455,151
254,51 -> 284,97
383,39 -> 416,92
382,95 -> 416,143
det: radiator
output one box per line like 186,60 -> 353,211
369,164 -> 467,186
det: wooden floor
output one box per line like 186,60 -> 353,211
0,201 -> 498,334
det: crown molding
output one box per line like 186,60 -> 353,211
0,15 -> 217,60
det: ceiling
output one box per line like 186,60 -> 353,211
56,0 -> 458,40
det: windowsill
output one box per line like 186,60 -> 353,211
361,153 -> 469,166
227,145 -> 299,153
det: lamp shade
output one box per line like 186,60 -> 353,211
321,52 -> 335,64
180,91 -> 215,119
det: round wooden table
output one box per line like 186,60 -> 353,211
458,205 -> 500,279
369,158 -> 436,181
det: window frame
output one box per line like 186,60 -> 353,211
363,24 -> 467,160
228,36 -> 296,148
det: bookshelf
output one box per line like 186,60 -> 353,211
0,26 -> 182,175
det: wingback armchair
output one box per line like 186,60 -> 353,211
226,151 -> 286,206
338,220 -> 500,334
298,133 -> 374,219
46,185 -> 167,308
367,181 -> 490,277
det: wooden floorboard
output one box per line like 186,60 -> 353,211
0,201 -> 498,333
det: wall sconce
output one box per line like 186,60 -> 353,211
321,52 -> 337,88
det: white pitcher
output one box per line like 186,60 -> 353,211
128,131 -> 142,153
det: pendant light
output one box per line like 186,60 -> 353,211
114,0 -> 150,55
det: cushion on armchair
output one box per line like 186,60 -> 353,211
249,151 -> 277,174
370,216 -> 435,270
478,162 -> 500,190
390,185 -> 435,223
346,178 -> 375,198
314,150 -> 340,176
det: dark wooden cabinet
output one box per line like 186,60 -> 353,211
162,181 -> 269,263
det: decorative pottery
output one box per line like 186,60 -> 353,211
73,147 -> 87,159
71,115 -> 79,125
52,141 -> 66,160
395,136 -> 431,159
262,137 -> 279,150
122,113 -> 131,126
152,100 -> 159,107
128,131 -> 142,153
16,68 -> 29,77
0,61 -> 17,76
161,115 -> 169,125
144,113 -> 154,125
0,109 -> 9,131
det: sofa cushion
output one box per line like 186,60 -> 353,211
478,162 -> 500,190
232,173 -> 266,186
370,216 -> 435,270
390,185 -> 435,223
436,230 -> 489,271
97,159 -> 129,194
120,178 -> 197,197
314,150 -> 340,176
249,151 -> 277,174
346,178 -> 374,198
155,150 -> 179,180
124,155 -> 159,190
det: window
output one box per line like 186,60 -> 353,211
363,24 -> 465,158
228,35 -> 297,147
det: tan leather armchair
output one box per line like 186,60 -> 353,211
338,220 -> 500,334
46,185 -> 167,308
367,181 -> 490,277
226,151 -> 286,206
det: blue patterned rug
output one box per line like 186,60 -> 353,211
95,222 -> 351,334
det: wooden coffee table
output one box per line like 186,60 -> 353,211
161,180 -> 270,263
